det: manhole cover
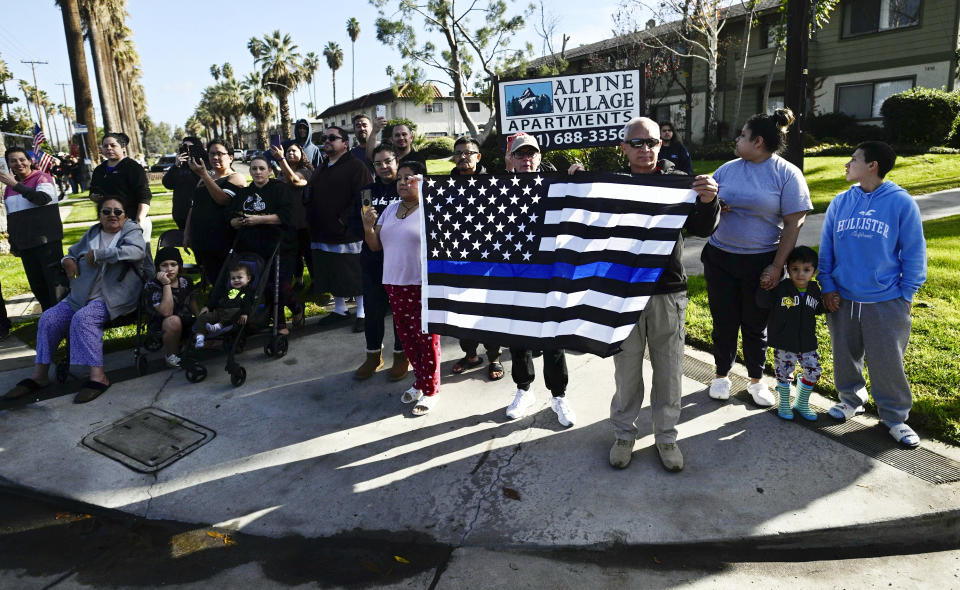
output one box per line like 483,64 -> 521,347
82,408 -> 216,473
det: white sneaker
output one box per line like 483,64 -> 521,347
194,334 -> 205,349
164,354 -> 181,368
747,382 -> 776,407
709,377 -> 731,400
506,387 -> 536,419
550,396 -> 576,427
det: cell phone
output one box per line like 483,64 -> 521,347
376,105 -> 386,119
360,188 -> 372,209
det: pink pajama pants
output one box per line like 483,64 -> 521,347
384,284 -> 440,396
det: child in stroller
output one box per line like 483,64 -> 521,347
194,262 -> 254,349
142,246 -> 198,368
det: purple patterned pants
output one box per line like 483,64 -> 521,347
36,299 -> 108,367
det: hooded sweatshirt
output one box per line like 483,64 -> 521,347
818,180 -> 926,303
292,119 -> 322,168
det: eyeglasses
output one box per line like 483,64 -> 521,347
373,157 -> 396,168
625,137 -> 662,149
208,151 -> 229,157
454,150 -> 479,158
323,134 -> 344,142
512,149 -> 538,159
100,208 -> 124,216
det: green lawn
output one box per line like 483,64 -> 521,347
62,185 -> 172,223
693,154 -> 960,213
685,214 -> 960,445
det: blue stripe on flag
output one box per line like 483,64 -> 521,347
428,260 -> 662,283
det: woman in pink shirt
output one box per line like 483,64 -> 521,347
361,160 -> 441,416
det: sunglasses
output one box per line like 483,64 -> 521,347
625,137 -> 662,149
100,208 -> 124,216
323,134 -> 344,142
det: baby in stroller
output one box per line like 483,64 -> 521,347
194,262 -> 255,349
143,246 -> 198,367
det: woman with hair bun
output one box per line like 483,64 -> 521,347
89,132 -> 153,242
700,108 -> 813,407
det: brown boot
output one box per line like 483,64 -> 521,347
388,351 -> 409,382
354,351 -> 383,380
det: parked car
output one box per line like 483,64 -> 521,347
244,149 -> 259,163
233,148 -> 244,160
150,154 -> 177,172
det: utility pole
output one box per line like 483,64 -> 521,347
783,0 -> 810,171
57,82 -> 74,149
21,60 -> 48,139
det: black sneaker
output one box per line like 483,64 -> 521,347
317,310 -> 351,326
353,317 -> 365,333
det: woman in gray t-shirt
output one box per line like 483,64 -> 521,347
700,108 -> 812,407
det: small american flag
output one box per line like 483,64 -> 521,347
422,171 -> 697,357
32,124 -> 54,173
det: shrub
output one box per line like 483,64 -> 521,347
417,136 -> 455,159
881,87 -> 960,145
946,113 -> 960,148
807,112 -> 856,139
689,142 -> 735,160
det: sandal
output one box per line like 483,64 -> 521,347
487,361 -> 505,381
451,355 -> 483,374
74,380 -> 110,404
3,378 -> 48,400
888,423 -> 920,448
400,386 -> 423,404
828,402 -> 865,421
412,394 -> 438,416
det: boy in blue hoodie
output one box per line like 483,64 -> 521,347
818,141 -> 926,447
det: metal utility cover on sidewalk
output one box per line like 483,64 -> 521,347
82,408 -> 216,473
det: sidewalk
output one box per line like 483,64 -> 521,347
0,322 -> 957,551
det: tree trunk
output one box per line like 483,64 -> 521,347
683,59 -> 694,144
115,71 -> 142,157
255,119 -> 266,150
331,72 -> 337,106
438,16 -> 482,140
705,37 -> 719,140
733,2 -> 758,137
762,45 -> 781,113
86,6 -> 121,133
278,91 -> 291,139
351,42 -> 355,99
60,0 -> 98,164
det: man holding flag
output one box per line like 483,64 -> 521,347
597,117 -> 720,472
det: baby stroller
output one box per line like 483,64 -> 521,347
181,237 -> 287,387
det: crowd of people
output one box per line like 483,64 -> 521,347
0,108 -> 927,463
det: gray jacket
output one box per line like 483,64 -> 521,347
64,220 -> 152,319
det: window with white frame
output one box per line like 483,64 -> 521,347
425,102 -> 443,113
842,0 -> 921,37
466,102 -> 481,112
835,77 -> 914,119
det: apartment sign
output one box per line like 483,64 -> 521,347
497,69 -> 645,150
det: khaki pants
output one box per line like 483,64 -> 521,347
610,291 -> 687,444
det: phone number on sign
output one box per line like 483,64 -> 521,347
532,127 -> 626,149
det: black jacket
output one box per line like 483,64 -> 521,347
616,159 -> 720,295
162,165 -> 200,230
757,278 -> 826,353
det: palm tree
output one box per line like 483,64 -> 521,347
57,0 -> 98,158
303,52 -> 321,115
346,17 -> 360,99
0,56 -> 13,118
323,42 -> 344,106
18,80 -> 40,124
241,71 -> 276,150
78,0 -> 122,134
248,30 -> 304,139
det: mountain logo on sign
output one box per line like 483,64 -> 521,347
504,81 -> 553,117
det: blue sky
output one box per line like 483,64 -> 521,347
0,1 -> 622,137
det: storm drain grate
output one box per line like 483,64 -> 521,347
646,348 -> 960,485
82,408 -> 216,473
